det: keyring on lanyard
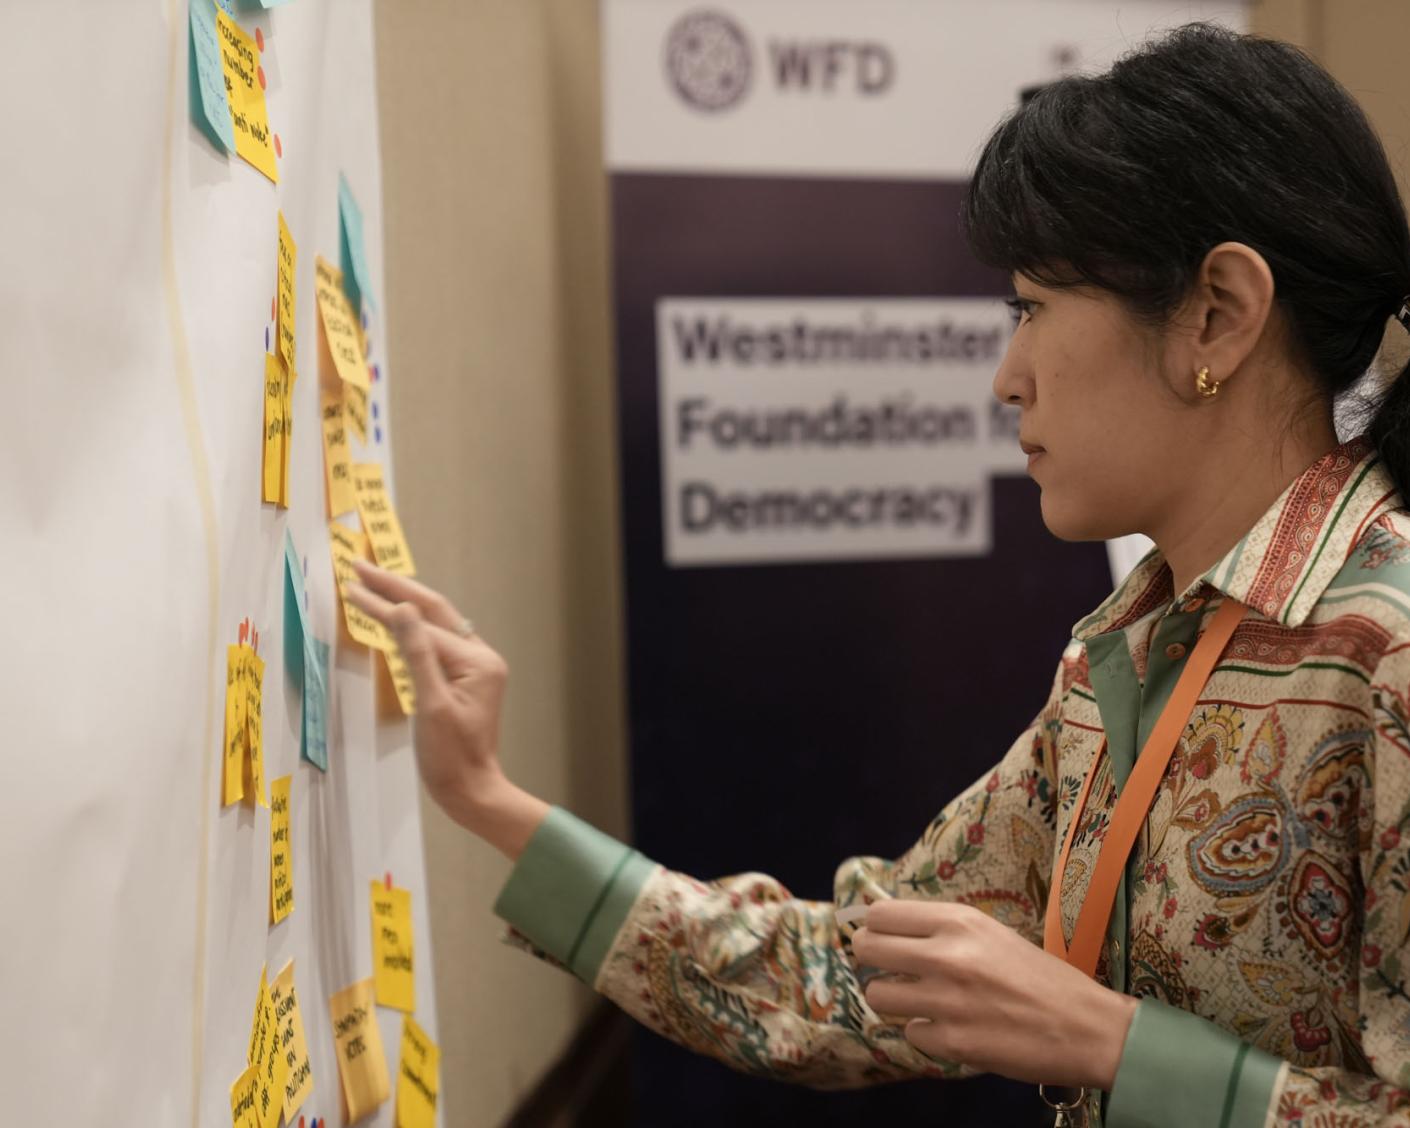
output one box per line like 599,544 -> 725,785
1038,597 -> 1247,1126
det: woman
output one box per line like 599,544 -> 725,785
349,24 -> 1410,1127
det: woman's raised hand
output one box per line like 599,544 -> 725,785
345,560 -> 548,858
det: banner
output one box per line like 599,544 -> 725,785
605,3 -> 1242,1124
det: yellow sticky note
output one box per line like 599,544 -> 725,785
249,967 -> 287,1128
380,643 -> 416,717
315,257 -> 370,389
345,380 -> 368,444
370,881 -> 415,1012
328,978 -> 390,1122
256,975 -> 289,1128
217,10 -> 278,183
270,961 -> 315,1123
222,644 -> 245,806
269,776 -> 293,923
243,647 -> 267,808
262,354 -> 285,506
351,462 -> 416,576
321,386 -> 357,518
278,377 -> 292,509
276,212 -> 297,371
329,522 -> 392,650
231,1063 -> 261,1128
396,1015 -> 440,1128
248,965 -> 269,1066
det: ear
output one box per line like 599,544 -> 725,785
1184,242 -> 1276,390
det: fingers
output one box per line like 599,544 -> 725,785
864,899 -> 952,938
850,928 -> 932,977
382,601 -> 451,710
863,975 -> 928,1022
345,582 -> 453,699
345,580 -> 454,650
350,559 -> 468,633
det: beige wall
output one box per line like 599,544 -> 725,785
1251,0 -> 1410,193
374,3 -> 626,1125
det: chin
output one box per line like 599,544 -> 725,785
1038,493 -> 1125,543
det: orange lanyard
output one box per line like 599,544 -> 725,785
1043,597 -> 1247,977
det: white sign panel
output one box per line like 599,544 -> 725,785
659,298 -> 1029,565
607,0 -> 1246,180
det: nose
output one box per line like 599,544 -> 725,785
991,332 -> 1032,408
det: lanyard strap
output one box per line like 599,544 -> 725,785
1043,596 -> 1247,977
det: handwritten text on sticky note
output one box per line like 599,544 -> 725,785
396,1015 -> 440,1128
328,978 -> 390,1122
243,648 -> 267,808
231,1063 -> 261,1128
217,11 -> 278,182
270,776 -> 293,923
321,386 -> 357,518
223,644 -> 246,806
351,462 -> 415,575
315,256 -> 369,389
277,211 -> 297,371
262,353 -> 287,506
270,961 -> 315,1122
370,881 -> 415,1012
329,522 -> 391,650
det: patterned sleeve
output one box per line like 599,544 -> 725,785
495,645 -> 1077,1088
1108,642 -> 1410,1127
1268,641 -> 1410,1124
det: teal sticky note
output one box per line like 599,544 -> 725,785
283,530 -> 308,687
338,174 -> 375,312
302,636 -> 329,771
257,0 -> 294,7
215,0 -> 233,12
189,0 -> 235,152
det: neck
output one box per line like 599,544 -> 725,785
1152,413 -> 1340,599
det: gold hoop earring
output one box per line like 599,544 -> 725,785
1195,365 -> 1221,398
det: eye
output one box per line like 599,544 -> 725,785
1004,297 -> 1036,328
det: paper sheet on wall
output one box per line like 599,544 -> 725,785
2,4 -> 441,1124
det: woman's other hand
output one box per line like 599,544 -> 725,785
345,560 -> 548,858
850,900 -> 1137,1090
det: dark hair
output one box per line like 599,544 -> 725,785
961,22 -> 1410,502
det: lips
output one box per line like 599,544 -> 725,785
1019,440 -> 1045,455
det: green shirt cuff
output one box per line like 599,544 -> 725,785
492,806 -> 657,984
1107,999 -> 1284,1128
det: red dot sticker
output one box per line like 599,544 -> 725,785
255,27 -> 264,52
274,134 -> 283,159
257,65 -> 266,91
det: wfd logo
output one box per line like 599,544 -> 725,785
663,8 -> 897,113
663,10 -> 755,111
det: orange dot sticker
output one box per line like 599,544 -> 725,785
258,65 -> 266,90
256,26 -> 265,51
274,134 -> 283,159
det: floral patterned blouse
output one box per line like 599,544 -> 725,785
495,435 -> 1410,1127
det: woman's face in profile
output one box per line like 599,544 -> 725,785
993,274 -> 1193,544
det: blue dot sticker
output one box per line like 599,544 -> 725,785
374,425 -> 383,444
371,402 -> 380,421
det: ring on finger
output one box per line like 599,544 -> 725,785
455,617 -> 476,639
